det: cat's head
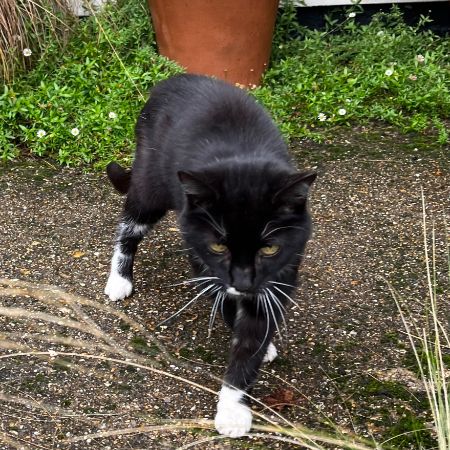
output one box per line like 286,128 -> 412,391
178,163 -> 316,297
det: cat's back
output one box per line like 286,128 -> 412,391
137,74 -> 286,160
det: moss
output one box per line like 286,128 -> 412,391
274,355 -> 294,369
130,334 -> 160,356
360,378 -> 412,402
311,342 -> 327,356
194,345 -> 215,364
119,320 -> 131,331
381,331 -> 400,345
61,398 -> 72,407
83,407 -> 97,414
104,401 -> 117,411
178,347 -> 193,358
387,411 -> 434,448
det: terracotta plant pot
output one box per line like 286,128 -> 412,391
147,0 -> 279,87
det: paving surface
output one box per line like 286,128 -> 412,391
0,128 -> 449,449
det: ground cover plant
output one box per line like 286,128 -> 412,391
0,0 -> 449,167
257,3 -> 450,142
0,0 -> 182,166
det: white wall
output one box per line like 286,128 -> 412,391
67,0 -> 109,17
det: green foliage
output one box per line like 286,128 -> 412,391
254,5 -> 450,141
387,411 -> 434,448
0,0 -> 181,167
1,1 -> 449,167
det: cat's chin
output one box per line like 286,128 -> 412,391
225,287 -> 245,297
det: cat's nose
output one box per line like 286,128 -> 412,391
230,266 -> 253,293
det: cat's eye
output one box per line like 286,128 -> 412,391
209,243 -> 228,254
259,245 -> 280,256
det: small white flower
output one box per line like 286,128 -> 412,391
385,68 -> 394,76
108,111 -> 117,120
318,113 -> 327,122
70,127 -> 80,136
37,129 -> 46,138
348,12 -> 356,18
416,54 -> 425,63
23,48 -> 32,57
408,74 -> 418,81
338,108 -> 347,116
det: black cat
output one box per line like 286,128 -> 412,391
105,74 -> 316,437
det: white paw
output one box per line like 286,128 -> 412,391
263,342 -> 278,363
104,272 -> 132,301
215,386 -> 252,438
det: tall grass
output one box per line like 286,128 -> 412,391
390,193 -> 450,449
0,0 -> 75,82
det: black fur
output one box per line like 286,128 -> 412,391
106,74 -> 315,412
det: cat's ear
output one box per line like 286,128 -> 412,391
178,171 -> 218,205
273,171 -> 316,211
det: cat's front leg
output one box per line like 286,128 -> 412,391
215,304 -> 275,437
105,217 -> 149,301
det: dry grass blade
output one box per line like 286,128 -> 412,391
0,0 -> 75,81
0,278 -> 381,449
0,431 -> 33,450
0,278 -> 170,359
388,191 -> 450,450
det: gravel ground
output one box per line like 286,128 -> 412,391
0,127 -> 449,449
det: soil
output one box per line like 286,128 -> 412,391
0,126 -> 449,449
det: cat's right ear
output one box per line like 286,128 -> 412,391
178,171 -> 218,206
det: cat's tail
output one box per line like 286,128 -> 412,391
106,161 -> 131,195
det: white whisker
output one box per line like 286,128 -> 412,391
208,291 -> 224,338
157,283 -> 217,326
260,220 -> 276,239
271,285 -> 301,310
252,293 -> 271,358
268,280 -> 296,289
174,247 -> 194,253
198,206 -> 226,237
266,288 -> 288,333
262,225 -> 306,239
265,291 -> 282,342
167,276 -> 219,287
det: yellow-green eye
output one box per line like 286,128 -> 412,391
260,245 -> 280,256
209,243 -> 228,254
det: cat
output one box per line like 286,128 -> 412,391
104,74 -> 316,438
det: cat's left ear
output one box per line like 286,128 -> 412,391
178,171 -> 218,206
273,171 -> 317,210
